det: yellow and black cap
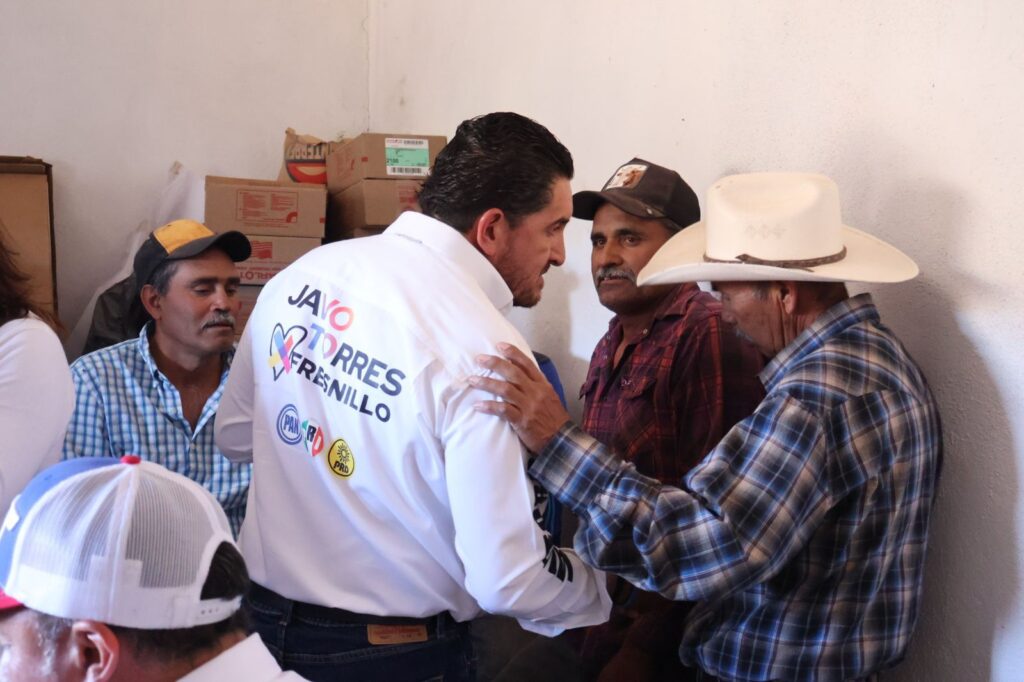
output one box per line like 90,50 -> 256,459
133,219 -> 251,292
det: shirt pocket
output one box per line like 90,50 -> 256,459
619,371 -> 655,400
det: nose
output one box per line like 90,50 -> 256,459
596,240 -> 623,268
550,231 -> 566,267
211,286 -> 231,311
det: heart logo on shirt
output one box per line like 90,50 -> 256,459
269,324 -> 308,380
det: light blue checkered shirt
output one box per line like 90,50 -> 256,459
63,324 -> 250,535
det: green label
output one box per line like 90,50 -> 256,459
385,137 -> 430,176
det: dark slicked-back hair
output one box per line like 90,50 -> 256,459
417,112 -> 574,233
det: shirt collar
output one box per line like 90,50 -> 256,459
137,321 -> 234,384
604,282 -> 700,337
138,322 -> 161,380
760,293 -> 880,391
177,634 -> 285,682
386,211 -> 514,315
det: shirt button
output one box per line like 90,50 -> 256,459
642,328 -> 649,336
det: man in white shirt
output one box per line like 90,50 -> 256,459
0,456 -> 306,681
216,112 -> 611,681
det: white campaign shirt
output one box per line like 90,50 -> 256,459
178,634 -> 307,681
217,212 -> 610,635
0,316 -> 73,513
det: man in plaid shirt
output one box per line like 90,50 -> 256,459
64,220 -> 253,536
573,159 -> 765,680
473,173 -> 942,681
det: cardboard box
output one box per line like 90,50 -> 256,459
0,157 -> 57,316
237,235 -> 320,285
326,133 -> 446,192
205,176 -> 326,238
235,285 -> 261,340
277,128 -> 348,185
327,179 -> 421,240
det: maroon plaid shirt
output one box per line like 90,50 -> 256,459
581,282 -> 766,487
579,283 -> 766,679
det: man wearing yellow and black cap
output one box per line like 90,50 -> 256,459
63,219 -> 253,536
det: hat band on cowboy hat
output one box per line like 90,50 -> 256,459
637,172 -> 919,285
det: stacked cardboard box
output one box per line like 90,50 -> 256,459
325,133 -> 446,241
0,157 -> 57,318
204,176 -> 327,338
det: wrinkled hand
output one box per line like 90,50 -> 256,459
471,343 -> 571,453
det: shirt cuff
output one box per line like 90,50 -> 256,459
528,422 -> 622,515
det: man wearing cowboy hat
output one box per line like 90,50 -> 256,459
572,159 -> 765,681
472,172 -> 942,681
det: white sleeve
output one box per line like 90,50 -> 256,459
215,322 -> 255,463
0,319 -> 74,512
439,361 -> 611,636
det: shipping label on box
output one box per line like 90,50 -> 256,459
326,179 -> 421,240
205,176 -> 326,238
237,235 -> 320,285
326,133 -> 446,193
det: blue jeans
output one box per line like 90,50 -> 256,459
248,582 -> 476,682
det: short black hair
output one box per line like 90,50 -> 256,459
417,112 -> 574,233
34,542 -> 250,665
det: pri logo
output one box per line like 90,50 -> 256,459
269,324 -> 307,380
276,404 -> 302,445
301,419 -> 326,457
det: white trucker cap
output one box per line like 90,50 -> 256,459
0,456 -> 241,629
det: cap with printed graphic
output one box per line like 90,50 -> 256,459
133,219 -> 252,294
573,158 -> 700,233
0,456 -> 241,629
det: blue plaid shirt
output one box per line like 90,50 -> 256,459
531,294 -> 941,681
63,325 -> 250,535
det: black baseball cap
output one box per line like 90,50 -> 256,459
573,158 -> 700,232
133,219 -> 251,293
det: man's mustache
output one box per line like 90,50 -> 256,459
594,266 -> 637,285
203,312 -> 236,329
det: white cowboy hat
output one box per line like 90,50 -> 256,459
637,172 -> 919,285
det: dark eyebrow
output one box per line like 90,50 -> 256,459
549,217 -> 570,229
612,227 -> 644,238
189,276 -> 241,287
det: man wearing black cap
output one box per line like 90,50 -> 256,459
63,219 -> 253,536
571,160 -> 765,680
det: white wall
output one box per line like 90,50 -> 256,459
2,1 -> 1022,678
0,0 -> 370,338
368,2 -> 1024,680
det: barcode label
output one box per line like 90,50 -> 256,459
387,166 -> 429,176
385,137 -> 428,149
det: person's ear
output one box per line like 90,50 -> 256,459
69,620 -> 119,681
466,208 -> 509,259
139,284 -> 162,322
778,281 -> 800,315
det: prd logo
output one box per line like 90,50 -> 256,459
302,419 -> 326,457
327,439 -> 355,478
276,405 -> 302,445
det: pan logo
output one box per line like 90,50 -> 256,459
276,404 -> 302,445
